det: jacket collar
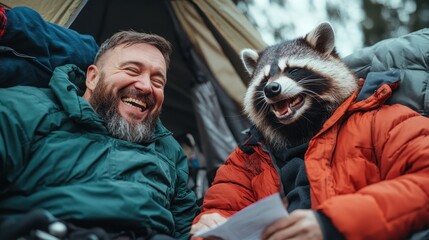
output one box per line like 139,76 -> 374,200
49,64 -> 104,128
355,69 -> 401,101
314,69 -> 400,139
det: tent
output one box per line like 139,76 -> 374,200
0,0 -> 267,173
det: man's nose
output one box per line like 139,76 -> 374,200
133,77 -> 152,93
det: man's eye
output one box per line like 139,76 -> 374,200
125,68 -> 139,75
152,78 -> 166,88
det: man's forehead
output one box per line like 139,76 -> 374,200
103,43 -> 166,67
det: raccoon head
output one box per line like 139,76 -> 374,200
241,22 -> 358,150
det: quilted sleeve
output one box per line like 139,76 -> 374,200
318,105 -> 429,240
193,146 -> 280,223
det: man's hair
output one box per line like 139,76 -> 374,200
94,30 -> 173,69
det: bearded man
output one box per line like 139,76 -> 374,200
0,6 -> 199,240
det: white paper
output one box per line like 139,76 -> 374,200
194,193 -> 288,240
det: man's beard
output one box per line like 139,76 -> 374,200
88,75 -> 159,144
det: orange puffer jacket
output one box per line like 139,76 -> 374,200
194,81 -> 429,240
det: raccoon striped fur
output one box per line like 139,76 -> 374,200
241,22 -> 358,150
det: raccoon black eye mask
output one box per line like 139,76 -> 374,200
240,22 -> 358,148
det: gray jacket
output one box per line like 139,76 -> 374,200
344,28 -> 429,116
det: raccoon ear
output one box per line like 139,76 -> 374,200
241,48 -> 259,75
305,22 -> 336,57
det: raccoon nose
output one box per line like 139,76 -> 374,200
264,82 -> 281,98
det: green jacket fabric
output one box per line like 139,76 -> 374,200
0,64 -> 199,239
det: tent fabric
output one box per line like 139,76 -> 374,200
191,0 -> 267,85
0,0 -> 266,172
192,81 -> 237,170
165,0 -> 239,169
0,0 -> 86,27
172,0 -> 265,106
170,0 -> 252,148
192,0 -> 266,55
172,0 -> 246,106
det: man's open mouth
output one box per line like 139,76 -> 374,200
122,97 -> 147,112
271,95 -> 304,118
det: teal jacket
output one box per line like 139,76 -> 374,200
0,65 -> 199,239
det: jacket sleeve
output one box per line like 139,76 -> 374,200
318,104 -> 429,240
169,145 -> 200,240
0,6 -> 98,89
0,89 -> 32,188
193,146 -> 261,223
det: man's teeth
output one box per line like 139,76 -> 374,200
122,97 -> 147,110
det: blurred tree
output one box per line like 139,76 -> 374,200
232,0 -> 364,56
233,0 -> 429,50
362,0 -> 429,46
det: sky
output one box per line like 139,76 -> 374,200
243,0 -> 365,57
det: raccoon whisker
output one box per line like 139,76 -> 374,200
255,95 -> 269,106
263,103 -> 272,114
300,89 -> 325,99
256,105 -> 270,115
300,90 -> 325,104
304,95 -> 323,105
303,87 -> 322,95
300,88 -> 320,96
255,93 -> 266,99
258,104 -> 270,115
254,96 -> 271,114
254,95 -> 264,102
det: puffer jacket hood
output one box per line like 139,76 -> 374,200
344,28 -> 429,116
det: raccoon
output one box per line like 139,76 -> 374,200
241,22 -> 358,150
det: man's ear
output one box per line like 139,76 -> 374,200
85,65 -> 99,91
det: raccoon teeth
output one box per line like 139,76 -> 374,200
272,100 -> 290,115
290,96 -> 302,108
272,96 -> 304,117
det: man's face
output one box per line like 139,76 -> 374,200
85,43 -> 167,143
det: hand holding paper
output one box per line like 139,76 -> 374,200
193,193 -> 288,240
190,212 -> 227,235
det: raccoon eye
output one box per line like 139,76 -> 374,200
261,76 -> 269,84
286,68 -> 318,82
286,68 -> 300,74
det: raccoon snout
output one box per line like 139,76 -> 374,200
264,82 -> 281,98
